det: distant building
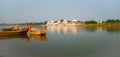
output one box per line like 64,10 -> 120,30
97,21 -> 103,23
47,21 -> 55,26
71,19 -> 78,22
47,19 -> 82,26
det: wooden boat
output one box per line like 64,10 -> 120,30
30,29 -> 47,35
0,28 -> 12,31
27,25 -> 47,35
0,28 -> 28,35
0,34 -> 28,40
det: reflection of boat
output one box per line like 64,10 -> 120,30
30,35 -> 47,41
0,34 -> 28,40
0,28 -> 28,35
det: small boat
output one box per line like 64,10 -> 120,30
0,34 -> 28,40
30,29 -> 47,35
0,28 -> 28,35
28,26 -> 47,35
0,28 -> 12,31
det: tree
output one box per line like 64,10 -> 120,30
44,21 -> 47,24
84,20 -> 97,24
106,19 -> 120,23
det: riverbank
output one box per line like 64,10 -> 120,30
1,23 -> 120,28
84,23 -> 120,27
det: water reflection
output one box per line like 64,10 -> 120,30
97,26 -> 104,32
0,34 -> 47,42
84,26 -> 97,32
85,26 -> 120,32
1,25 -> 120,57
47,25 -> 120,33
47,25 -> 83,34
27,35 -> 47,42
84,26 -> 105,32
106,26 -> 120,32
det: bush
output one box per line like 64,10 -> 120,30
106,19 -> 120,23
84,20 -> 97,24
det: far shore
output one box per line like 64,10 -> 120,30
0,23 -> 120,28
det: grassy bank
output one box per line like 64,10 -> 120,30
85,23 -> 120,27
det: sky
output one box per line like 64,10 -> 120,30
0,0 -> 120,23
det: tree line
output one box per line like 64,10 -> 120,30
84,19 -> 120,24
18,21 -> 47,25
0,19 -> 120,25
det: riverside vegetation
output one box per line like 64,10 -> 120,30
0,19 -> 120,27
84,19 -> 120,32
84,19 -> 120,27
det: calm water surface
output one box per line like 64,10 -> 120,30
0,25 -> 120,57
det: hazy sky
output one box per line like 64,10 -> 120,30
0,0 -> 120,23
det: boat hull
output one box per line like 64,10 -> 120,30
30,29 -> 47,36
0,34 -> 28,39
0,28 -> 12,31
0,28 -> 28,35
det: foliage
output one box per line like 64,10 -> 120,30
84,20 -> 97,24
44,21 -> 47,24
106,19 -> 120,23
18,21 -> 47,25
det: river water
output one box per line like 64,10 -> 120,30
0,25 -> 120,57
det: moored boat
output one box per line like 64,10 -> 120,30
28,26 -> 47,35
0,34 -> 28,39
0,28 -> 12,31
0,28 -> 28,35
30,29 -> 47,35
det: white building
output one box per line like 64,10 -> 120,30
47,19 -> 81,26
71,19 -> 78,22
